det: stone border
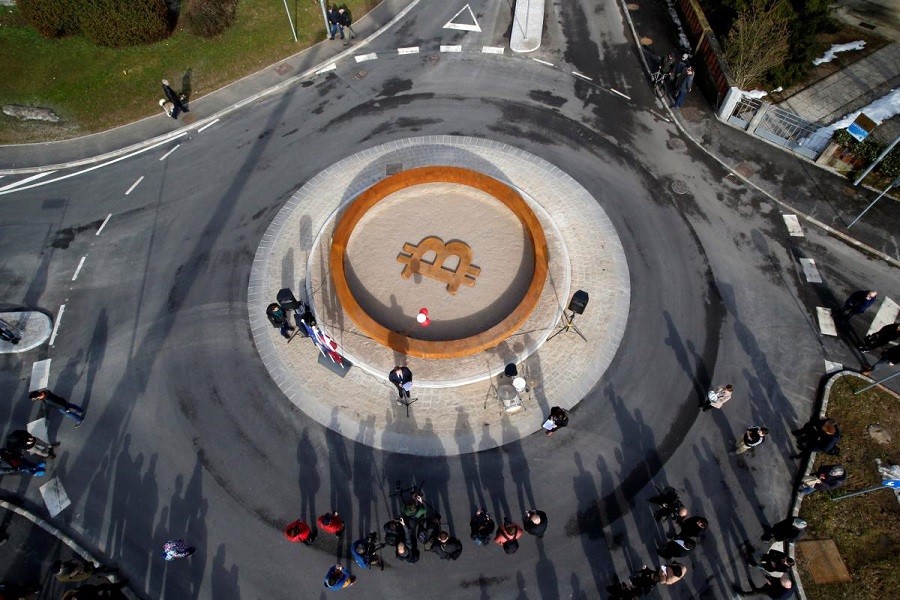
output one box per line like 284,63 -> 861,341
248,137 -> 631,454
0,311 -> 52,354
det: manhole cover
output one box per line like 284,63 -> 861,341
666,138 -> 685,151
353,70 -> 367,80
426,54 -> 440,66
273,63 -> 292,76
671,179 -> 690,195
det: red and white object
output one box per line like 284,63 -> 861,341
417,307 -> 431,327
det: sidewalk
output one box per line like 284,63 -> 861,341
0,0 -> 417,172
624,0 -> 900,266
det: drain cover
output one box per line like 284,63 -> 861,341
427,54 -> 440,66
353,70 -> 367,80
670,179 -> 690,195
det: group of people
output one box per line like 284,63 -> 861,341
326,5 -> 356,41
653,52 -> 695,109
837,289 -> 899,375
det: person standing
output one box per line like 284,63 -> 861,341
283,519 -> 314,545
337,6 -> 356,38
671,66 -> 694,108
733,426 -> 769,455
6,429 -> 58,459
648,486 -> 686,522
733,573 -> 795,598
523,509 -> 547,538
162,539 -> 195,561
432,531 -> 462,560
494,519 -> 523,554
761,517 -> 806,543
751,549 -> 795,574
470,509 -> 496,545
862,344 -> 900,375
161,79 -> 188,119
677,515 -> 708,539
317,511 -> 345,536
658,562 -> 687,585
327,6 -> 344,40
657,537 -> 695,559
29,389 -> 84,426
858,322 -> 900,352
388,366 -> 413,404
702,383 -> 733,411
323,564 -> 356,590
839,290 -> 878,320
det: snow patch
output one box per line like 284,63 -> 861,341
813,41 -> 866,66
804,87 -> 900,151
663,0 -> 690,51
741,89 -> 768,99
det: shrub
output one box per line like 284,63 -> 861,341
17,0 -> 79,38
78,0 -> 171,47
184,0 -> 239,38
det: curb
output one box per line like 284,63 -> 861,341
0,497 -> 140,599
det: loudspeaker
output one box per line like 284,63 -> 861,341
567,290 -> 589,315
277,288 -> 301,311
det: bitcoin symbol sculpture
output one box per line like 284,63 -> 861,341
396,236 -> 481,294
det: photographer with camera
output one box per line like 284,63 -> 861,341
351,532 -> 384,569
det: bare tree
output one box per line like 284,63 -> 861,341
723,0 -> 791,89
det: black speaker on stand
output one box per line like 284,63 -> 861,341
547,290 -> 589,342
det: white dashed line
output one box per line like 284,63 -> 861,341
867,297 -> 899,336
197,118 -> 220,133
609,88 -> 631,101
29,359 -> 51,392
824,360 -> 843,373
782,214 -> 803,237
71,256 -> 86,281
0,171 -> 57,192
440,45 -> 462,53
96,214 -> 112,236
397,47 -> 420,55
799,258 -> 822,283
816,307 -> 838,336
482,46 -> 505,54
158,144 -> 180,162
315,63 -> 337,74
355,53 -> 378,63
49,304 -> 65,347
532,58 -> 554,66
124,175 -> 144,196
572,71 -> 592,81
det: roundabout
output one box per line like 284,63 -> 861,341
248,136 -> 631,453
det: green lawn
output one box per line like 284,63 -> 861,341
797,375 -> 900,600
0,0 -> 375,144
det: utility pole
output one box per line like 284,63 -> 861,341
853,134 -> 899,186
319,0 -> 330,36
281,0 -> 298,42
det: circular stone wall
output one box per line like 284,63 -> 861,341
248,137 -> 630,454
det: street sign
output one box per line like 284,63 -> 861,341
884,479 -> 900,489
847,113 -> 877,142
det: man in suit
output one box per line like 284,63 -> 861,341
389,366 -> 413,404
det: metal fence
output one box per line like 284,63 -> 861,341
721,90 -> 825,160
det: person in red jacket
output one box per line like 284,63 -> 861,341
284,519 -> 314,545
494,518 -> 523,554
317,511 -> 345,536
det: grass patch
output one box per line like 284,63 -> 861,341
797,375 -> 900,600
0,0 -> 376,143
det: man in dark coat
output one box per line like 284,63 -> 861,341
337,6 -> 356,38
734,573 -> 795,599
432,531 -> 462,560
800,465 -> 847,495
677,515 -> 708,539
761,517 -> 806,543
671,66 -> 694,108
862,343 -> 900,375
523,509 -> 547,538
470,509 -> 495,545
388,366 -> 413,402
327,6 -> 343,39
161,79 -> 188,119
752,549 -> 795,574
858,322 -> 900,352
657,537 -> 695,558
30,389 -> 85,426
839,290 -> 877,320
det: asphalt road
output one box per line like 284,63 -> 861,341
1,1 -> 898,598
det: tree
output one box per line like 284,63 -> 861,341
723,0 -> 791,89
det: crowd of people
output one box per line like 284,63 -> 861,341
0,388 -> 82,477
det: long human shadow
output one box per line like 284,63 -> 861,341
418,419 -> 454,534
210,544 -> 241,600
353,416 -> 377,539
681,477 -> 730,598
534,539 -> 559,600
296,427 -> 320,523
500,419 -> 536,513
325,408 -> 352,560
454,407 -> 485,512
476,425 -> 510,523
571,451 -> 615,592
520,332 -> 550,418
664,310 -> 711,404
161,456 -> 209,600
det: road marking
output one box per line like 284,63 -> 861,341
798,258 -> 822,283
0,171 -> 57,192
532,58 -> 554,66
482,46 -> 504,54
40,478 -> 71,517
197,118 -> 220,133
71,256 -> 86,281
398,46 -> 420,55
440,45 -> 462,52
443,3 -> 481,32
124,175 -> 144,195
355,52 -> 378,63
648,109 -> 671,122
816,307 -> 837,336
824,360 -> 843,373
315,63 -> 337,74
49,305 -> 65,347
96,213 -> 112,236
158,144 -> 180,161
609,88 -> 631,100
29,359 -> 51,392
782,214 -> 803,236
572,71 -> 592,81
866,297 -> 899,336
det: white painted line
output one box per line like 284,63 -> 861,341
48,304 -> 65,347
816,307 -> 838,336
440,45 -> 462,53
867,297 -> 899,336
124,175 -> 144,196
482,46 -> 504,54
0,170 -> 57,192
95,213 -> 112,236
158,144 -> 180,162
29,359 -> 51,392
397,46 -> 420,55
609,88 -> 631,100
443,3 -> 481,32
315,63 -> 337,74
0,133 -> 188,195
532,58 -> 554,66
824,360 -> 843,374
71,256 -> 86,281
39,478 -> 71,517
799,258 -> 822,283
649,110 -> 672,122
355,52 -> 378,63
197,118 -> 220,133
782,214 -> 803,237
572,71 -> 593,81
26,418 -> 48,442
